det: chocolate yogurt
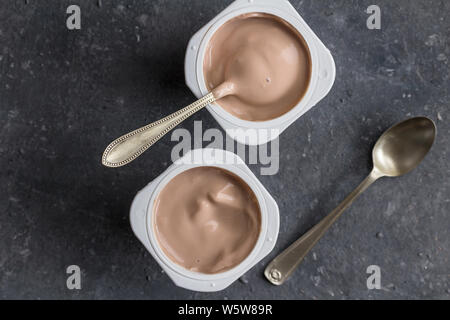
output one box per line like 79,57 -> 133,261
153,166 -> 261,274
203,13 -> 312,121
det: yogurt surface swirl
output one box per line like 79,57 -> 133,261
153,167 -> 261,274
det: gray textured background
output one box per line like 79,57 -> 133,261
0,0 -> 449,300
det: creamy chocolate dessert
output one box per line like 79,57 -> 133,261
204,13 -> 312,121
153,167 -> 261,274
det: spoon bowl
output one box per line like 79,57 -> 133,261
373,117 -> 436,177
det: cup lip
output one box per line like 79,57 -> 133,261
195,5 -> 319,128
143,158 -> 269,282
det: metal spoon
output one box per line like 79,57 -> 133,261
102,44 -> 282,167
265,117 -> 436,286
101,82 -> 234,168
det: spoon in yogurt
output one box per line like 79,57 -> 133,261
102,48 -> 273,167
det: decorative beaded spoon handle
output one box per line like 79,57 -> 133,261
102,82 -> 235,167
101,93 -> 215,167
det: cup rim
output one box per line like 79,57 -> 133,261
144,160 -> 269,281
195,5 -> 319,128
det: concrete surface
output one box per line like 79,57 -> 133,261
0,0 -> 449,299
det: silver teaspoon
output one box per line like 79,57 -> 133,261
265,117 -> 436,285
101,82 -> 234,168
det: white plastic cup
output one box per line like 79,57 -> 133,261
129,149 -> 279,292
185,0 -> 336,145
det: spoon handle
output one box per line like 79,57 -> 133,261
102,93 -> 216,167
265,169 -> 383,285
